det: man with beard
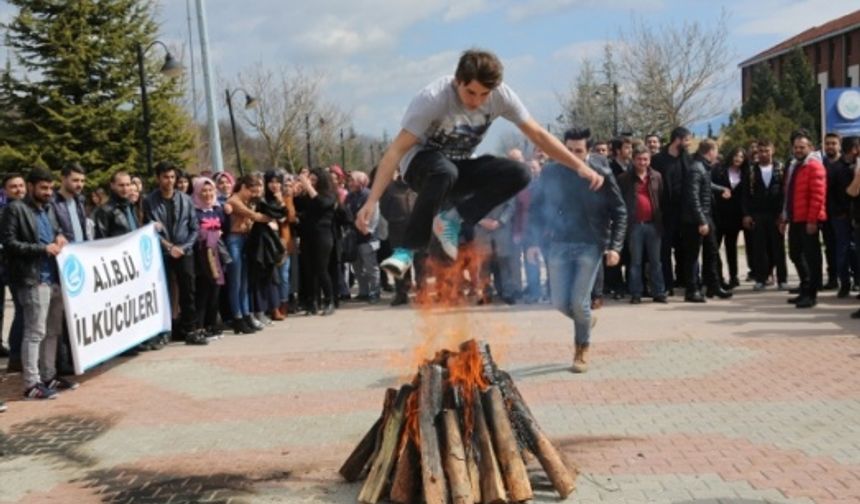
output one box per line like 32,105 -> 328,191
652,127 -> 691,295
821,133 -> 842,290
1,173 -> 27,376
0,168 -> 75,400
783,131 -> 827,308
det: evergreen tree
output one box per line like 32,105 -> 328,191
777,47 -> 819,141
1,0 -> 193,187
722,108 -> 796,161
742,64 -> 780,118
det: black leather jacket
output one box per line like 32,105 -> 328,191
684,156 -> 715,226
93,194 -> 139,238
143,189 -> 199,254
0,197 -> 63,287
527,156 -> 627,253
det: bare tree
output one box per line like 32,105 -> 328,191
619,11 -> 732,134
558,45 -> 624,141
233,64 -> 350,172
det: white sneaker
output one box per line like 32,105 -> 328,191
381,248 -> 414,279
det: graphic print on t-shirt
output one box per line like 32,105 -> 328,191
425,113 -> 493,161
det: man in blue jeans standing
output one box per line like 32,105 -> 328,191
526,128 -> 627,373
355,49 -> 603,275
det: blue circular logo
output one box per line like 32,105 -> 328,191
140,234 -> 153,271
62,255 -> 85,297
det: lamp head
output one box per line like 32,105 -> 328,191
160,52 -> 184,78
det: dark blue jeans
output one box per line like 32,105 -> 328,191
628,222 -> 666,298
547,242 -> 602,347
226,234 -> 250,319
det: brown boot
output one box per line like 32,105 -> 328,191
270,307 -> 286,321
571,344 -> 589,373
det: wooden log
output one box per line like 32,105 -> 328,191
358,386 -> 411,504
498,372 -> 577,499
390,438 -> 421,504
340,388 -> 396,482
473,388 -> 506,504
442,409 -> 474,504
419,364 -> 448,504
483,386 -> 533,502
466,442 -> 482,504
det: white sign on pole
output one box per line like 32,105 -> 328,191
57,224 -> 172,374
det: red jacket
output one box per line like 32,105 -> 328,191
789,157 -> 827,223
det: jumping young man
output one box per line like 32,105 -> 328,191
356,49 -> 604,277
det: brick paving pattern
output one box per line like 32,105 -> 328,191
1,283 -> 859,503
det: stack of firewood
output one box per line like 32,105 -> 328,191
340,340 -> 576,503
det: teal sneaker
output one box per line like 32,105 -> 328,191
381,248 -> 414,279
433,209 -> 461,260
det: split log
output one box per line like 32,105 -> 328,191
442,409 -> 473,504
483,386 -> 533,502
473,388 -> 506,504
340,388 -> 396,482
358,386 -> 411,504
390,438 -> 421,504
419,364 -> 448,504
499,371 -> 576,499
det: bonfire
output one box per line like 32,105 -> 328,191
340,339 -> 576,504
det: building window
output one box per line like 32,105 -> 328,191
829,40 -> 836,63
815,44 -> 821,67
848,34 -> 853,56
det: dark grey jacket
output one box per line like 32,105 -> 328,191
143,189 -> 199,254
0,197 -> 63,287
93,194 -> 139,239
51,191 -> 91,242
527,156 -> 627,253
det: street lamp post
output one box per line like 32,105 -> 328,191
225,88 -> 257,175
611,83 -> 619,137
339,128 -> 345,169
136,40 -> 183,174
305,113 -> 312,168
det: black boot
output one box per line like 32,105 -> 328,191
245,315 -> 264,330
232,318 -> 255,334
320,303 -> 335,316
185,329 -> 209,345
684,290 -> 705,303
837,283 -> 851,298
706,285 -> 733,299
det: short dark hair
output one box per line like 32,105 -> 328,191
842,136 -> 860,153
2,172 -> 24,187
563,128 -> 591,142
632,145 -> 650,157
154,161 -> 178,177
792,129 -> 813,144
61,162 -> 85,177
110,170 -> 131,183
611,137 -> 632,154
825,132 -> 842,141
455,49 -> 504,89
670,127 -> 691,143
757,139 -> 774,149
645,132 -> 661,142
233,174 -> 260,193
790,129 -> 811,144
26,167 -> 54,185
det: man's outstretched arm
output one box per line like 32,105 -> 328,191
356,129 -> 419,234
518,118 -> 604,190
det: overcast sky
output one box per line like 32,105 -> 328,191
3,0 -> 859,156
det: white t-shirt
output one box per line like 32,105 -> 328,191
399,76 -> 531,175
759,164 -> 773,188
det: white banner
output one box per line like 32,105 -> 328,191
57,224 -> 172,374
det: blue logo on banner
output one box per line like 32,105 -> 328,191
140,234 -> 153,271
62,255 -> 85,297
825,88 -> 860,136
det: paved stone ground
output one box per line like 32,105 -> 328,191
1,271 -> 859,503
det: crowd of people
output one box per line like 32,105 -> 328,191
2,49 -> 860,413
